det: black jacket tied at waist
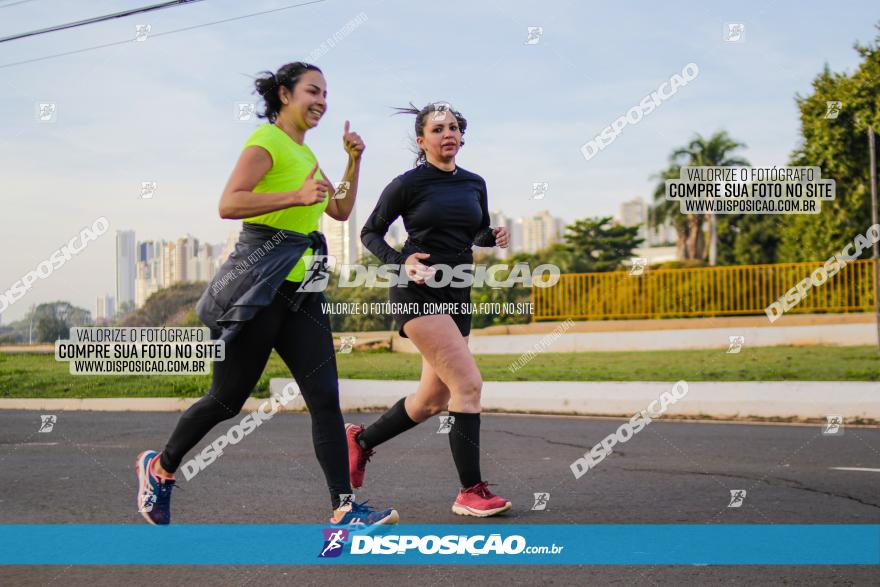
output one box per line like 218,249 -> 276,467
196,222 -> 329,343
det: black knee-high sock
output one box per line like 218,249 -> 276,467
447,411 -> 482,488
357,397 -> 418,450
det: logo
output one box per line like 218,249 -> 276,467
296,255 -> 334,293
524,26 -> 543,45
139,492 -> 157,513
727,335 -> 744,354
724,23 -> 745,42
334,262 -> 560,289
825,101 -> 842,119
580,62 -> 699,162
179,383 -> 301,480
531,492 -> 550,511
333,181 -> 350,200
0,217 -> 110,314
571,381 -> 689,479
765,224 -> 880,323
350,533 -> 537,556
135,24 -> 151,42
36,102 -> 57,122
431,102 -> 450,121
822,415 -> 844,436
337,493 -> 355,512
531,182 -> 548,200
728,489 -> 747,508
629,257 -> 647,276
338,336 -> 356,354
319,528 -> 349,558
765,224 -> 879,323
437,415 -> 455,434
140,181 -> 157,199
236,102 -> 256,121
38,414 -> 57,433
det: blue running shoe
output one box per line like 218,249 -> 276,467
135,450 -> 175,525
331,501 -> 399,528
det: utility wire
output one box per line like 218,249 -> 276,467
0,0 -> 39,9
0,0 -> 325,69
0,0 -> 206,43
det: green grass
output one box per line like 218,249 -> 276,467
0,345 -> 877,398
336,345 -> 880,382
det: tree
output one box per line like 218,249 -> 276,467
322,252 -> 394,332
563,216 -> 643,273
650,162 -> 696,260
121,282 -> 206,327
115,300 -> 135,320
777,24 -> 880,261
651,131 -> 749,264
31,301 -> 91,342
715,214 -> 785,265
469,250 -> 536,329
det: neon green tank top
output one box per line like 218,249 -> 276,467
242,123 -> 328,281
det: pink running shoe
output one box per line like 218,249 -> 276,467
452,481 -> 512,517
345,423 -> 374,489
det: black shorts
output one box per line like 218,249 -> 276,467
389,280 -> 473,338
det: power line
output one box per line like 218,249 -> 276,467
0,0 -> 206,44
0,0 -> 325,69
0,0 -> 40,9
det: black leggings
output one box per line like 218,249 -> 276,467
159,282 -> 351,509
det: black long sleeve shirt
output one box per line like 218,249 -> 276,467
361,162 -> 496,266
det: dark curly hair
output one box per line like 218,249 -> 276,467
254,62 -> 323,124
392,102 -> 467,166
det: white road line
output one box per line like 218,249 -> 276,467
829,467 -> 880,473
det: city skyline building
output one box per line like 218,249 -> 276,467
519,210 -> 564,253
115,230 -> 136,309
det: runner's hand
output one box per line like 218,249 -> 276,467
343,120 -> 365,160
405,252 -> 435,284
296,163 -> 333,205
493,227 -> 509,248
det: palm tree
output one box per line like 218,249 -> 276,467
650,132 -> 749,264
650,163 -> 696,260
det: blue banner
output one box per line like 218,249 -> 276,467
0,525 -> 877,565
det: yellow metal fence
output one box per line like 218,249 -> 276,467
532,259 -> 878,321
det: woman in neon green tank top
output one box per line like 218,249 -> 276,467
135,62 -> 399,528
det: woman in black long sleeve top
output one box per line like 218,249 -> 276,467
348,102 -> 512,517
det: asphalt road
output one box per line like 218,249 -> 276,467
1,410 -> 878,585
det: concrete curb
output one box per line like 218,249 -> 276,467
1,380 -> 876,420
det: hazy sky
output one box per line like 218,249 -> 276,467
1,0 -> 877,322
